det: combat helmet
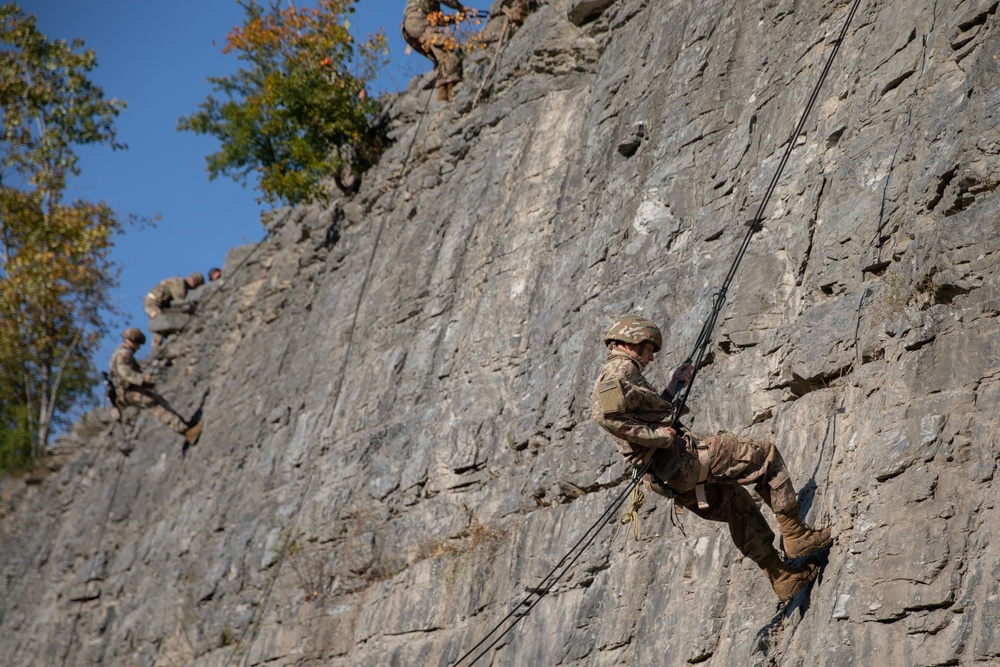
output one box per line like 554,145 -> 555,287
604,314 -> 662,352
188,271 -> 205,287
123,327 -> 147,345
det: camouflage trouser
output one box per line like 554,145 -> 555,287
673,481 -> 776,564
648,433 -> 800,565
120,387 -> 188,434
401,18 -> 464,86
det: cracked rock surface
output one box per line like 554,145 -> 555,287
3,1 -> 1000,665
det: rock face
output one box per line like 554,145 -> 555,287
3,0 -> 1000,665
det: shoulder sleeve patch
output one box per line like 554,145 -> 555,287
596,379 -> 627,416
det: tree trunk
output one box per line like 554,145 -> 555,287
37,362 -> 51,456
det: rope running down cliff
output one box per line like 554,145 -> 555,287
59,421 -> 137,667
221,86 -> 438,667
452,1 -> 864,664
0,418 -> 134,667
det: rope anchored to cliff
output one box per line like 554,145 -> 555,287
453,0 -> 864,663
59,421 -> 137,667
221,86 -> 438,667
670,0 -> 864,426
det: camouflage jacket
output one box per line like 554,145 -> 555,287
146,276 -> 186,308
404,0 -> 464,25
591,351 -> 676,461
108,343 -> 145,395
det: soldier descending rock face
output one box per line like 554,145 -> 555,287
402,0 -> 468,101
144,272 -> 204,347
109,328 -> 203,448
591,315 -> 833,602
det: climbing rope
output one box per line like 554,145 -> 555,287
222,86 -> 438,667
1,428 -> 104,664
612,480 -> 645,543
53,417 -> 135,667
472,16 -> 511,110
60,449 -> 129,667
452,470 -> 645,667
454,1 -> 864,663
0,410 -> 138,667
670,0 -> 864,426
60,225 -> 278,660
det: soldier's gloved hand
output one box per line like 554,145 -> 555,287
633,446 -> 657,468
667,362 -> 694,396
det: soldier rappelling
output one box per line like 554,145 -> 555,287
108,327 -> 204,450
591,315 -> 833,602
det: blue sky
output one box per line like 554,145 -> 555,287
18,0 -> 444,407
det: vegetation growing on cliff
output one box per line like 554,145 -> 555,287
178,0 -> 388,207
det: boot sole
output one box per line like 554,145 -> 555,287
776,566 -> 820,602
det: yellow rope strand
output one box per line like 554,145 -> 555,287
613,482 -> 645,544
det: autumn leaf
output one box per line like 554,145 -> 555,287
0,4 -> 138,465
179,0 -> 388,206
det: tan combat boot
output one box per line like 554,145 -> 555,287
776,512 -> 833,559
761,553 -> 819,602
437,83 -> 450,101
183,419 -> 204,446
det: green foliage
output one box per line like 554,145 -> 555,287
178,0 -> 388,207
0,3 -> 125,191
0,3 -> 134,462
0,403 -> 32,474
220,627 -> 237,647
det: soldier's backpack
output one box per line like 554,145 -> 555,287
148,310 -> 192,335
101,371 -> 121,422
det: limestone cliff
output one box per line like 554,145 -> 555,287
3,0 -> 1000,665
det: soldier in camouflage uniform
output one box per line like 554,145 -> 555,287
591,315 -> 832,602
144,272 -> 204,347
402,0 -> 467,101
109,328 -> 203,447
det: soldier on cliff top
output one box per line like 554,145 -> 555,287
401,0 -> 469,101
591,314 -> 833,602
144,272 -> 204,347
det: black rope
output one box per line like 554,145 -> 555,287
223,86 -> 437,667
59,421 -> 135,666
0,419 -> 126,666
452,470 -> 645,667
47,231 -> 265,663
671,0 -> 863,426
454,1 -> 864,663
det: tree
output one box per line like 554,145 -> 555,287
0,3 -> 130,467
178,0 -> 388,207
